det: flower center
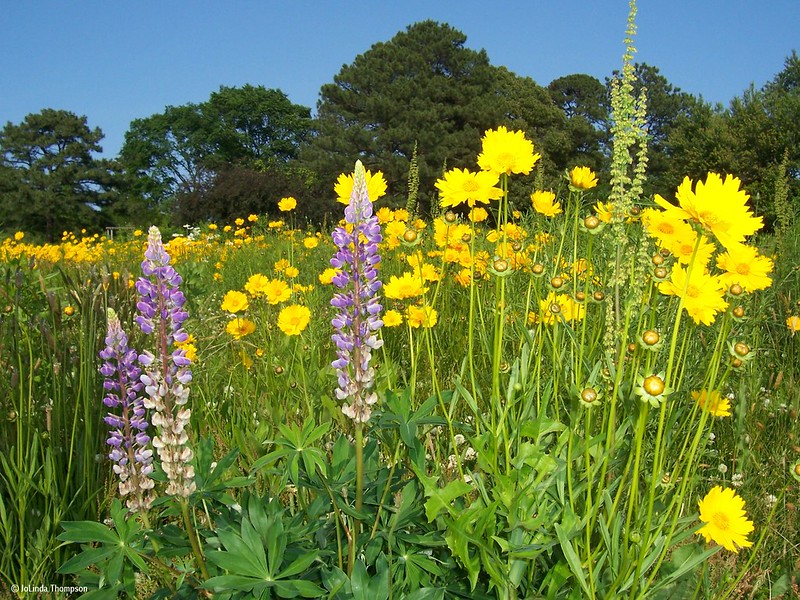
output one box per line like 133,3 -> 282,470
462,178 -> 480,192
736,263 -> 751,275
685,285 -> 701,298
712,511 -> 730,531
657,223 -> 675,235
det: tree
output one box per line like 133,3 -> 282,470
303,21 -> 506,214
547,74 -> 609,171
119,86 -> 312,218
0,109 -> 119,239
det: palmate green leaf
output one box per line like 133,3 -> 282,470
277,549 -> 318,579
57,520 -> 120,545
56,546 -> 118,574
203,574 -> 265,593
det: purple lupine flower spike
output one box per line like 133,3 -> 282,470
330,161 -> 384,423
99,308 -> 155,512
136,226 -> 196,498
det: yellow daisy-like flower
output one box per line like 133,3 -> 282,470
469,206 -> 488,222
658,265 -> 728,326
284,266 -> 299,278
244,274 -> 270,297
787,315 -> 800,336
642,208 -> 694,249
666,231 -> 716,269
277,304 -> 311,336
220,290 -> 249,314
407,304 -> 438,328
383,272 -> 428,300
375,207 -> 394,224
13,231 -> 24,241
569,166 -> 598,190
303,236 -> 319,249
594,201 -> 613,223
235,218 -> 245,226
691,390 -> 731,417
716,244 -> 773,292
393,208 -> 410,222
477,126 -> 540,176
697,486 -> 754,553
434,167 -> 502,209
531,190 -> 562,217
263,279 -> 292,305
226,318 -> 256,339
655,173 -> 763,249
278,197 -> 297,212
335,169 -> 388,204
247,213 -> 259,222
382,309 -> 403,327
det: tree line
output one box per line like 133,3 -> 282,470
1,21 -> 798,240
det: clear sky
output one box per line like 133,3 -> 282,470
1,0 -> 797,158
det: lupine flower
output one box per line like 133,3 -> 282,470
136,226 -> 196,498
99,308 -> 155,512
330,161 -> 384,423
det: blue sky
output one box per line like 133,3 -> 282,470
1,1 -> 797,158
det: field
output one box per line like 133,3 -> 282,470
1,17 -> 800,600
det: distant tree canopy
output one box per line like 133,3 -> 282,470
0,109 -> 120,240
302,20 -> 506,214
119,85 -> 312,222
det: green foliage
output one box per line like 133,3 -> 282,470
0,109 -> 121,240
303,20 -> 506,214
119,86 -> 312,222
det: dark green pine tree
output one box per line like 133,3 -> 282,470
303,21 -> 506,214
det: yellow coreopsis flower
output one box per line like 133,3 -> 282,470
226,318 -> 256,339
244,274 -> 271,297
691,390 -> 731,417
303,236 -> 319,249
234,217 -> 245,226
477,126 -> 540,176
407,304 -> 438,328
655,173 -> 763,249
220,290 -> 249,314
469,206 -> 488,222
666,231 -> 716,269
658,265 -> 728,326
278,197 -> 297,212
697,486 -> 754,553
435,168 -> 503,208
263,279 -> 292,304
247,213 -> 259,222
319,268 -> 340,285
384,272 -> 428,300
531,190 -> 562,217
375,207 -> 394,224
14,231 -> 25,241
335,169 -> 388,204
594,201 -> 613,223
569,166 -> 598,190
716,244 -> 773,292
277,304 -> 311,336
787,315 -> 800,336
382,309 -> 403,327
